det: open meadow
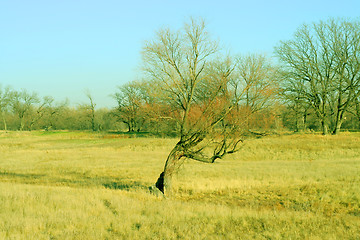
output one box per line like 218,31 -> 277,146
0,131 -> 359,239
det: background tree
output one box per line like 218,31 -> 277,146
280,90 -> 312,132
237,54 -> 277,112
28,96 -> 54,130
41,99 -> 69,131
236,53 -> 278,130
10,89 -> 39,131
275,18 -> 360,135
96,108 -> 119,131
84,90 -> 97,131
328,19 -> 360,134
352,97 -> 360,125
113,80 -> 147,132
0,85 -> 12,131
143,18 -> 250,196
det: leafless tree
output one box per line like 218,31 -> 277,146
275,18 -> 360,135
84,90 -> 97,131
329,20 -> 360,134
43,99 -> 69,131
29,96 -> 54,130
0,85 -> 12,131
142,18 -> 250,196
113,80 -> 148,132
236,53 -> 278,129
10,89 -> 39,131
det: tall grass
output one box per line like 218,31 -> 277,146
0,131 -> 359,239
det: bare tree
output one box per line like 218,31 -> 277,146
10,89 -> 39,131
29,96 -> 54,130
0,85 -> 12,131
143,18 -> 249,196
236,53 -> 278,129
329,20 -> 360,134
275,18 -> 360,135
84,90 -> 97,131
113,80 -> 147,132
237,54 -> 277,112
353,97 -> 360,123
43,99 -> 69,131
280,89 -> 312,132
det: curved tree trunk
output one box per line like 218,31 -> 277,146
155,142 -> 184,197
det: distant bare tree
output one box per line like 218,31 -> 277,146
329,20 -> 360,134
29,96 -> 54,130
43,99 -> 69,131
281,89 -> 312,132
237,54 -> 277,113
10,89 -> 39,131
84,90 -> 97,131
113,80 -> 147,132
275,18 -> 360,135
0,85 -> 12,131
236,54 -> 278,129
355,97 -> 360,123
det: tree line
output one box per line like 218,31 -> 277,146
0,87 -> 119,132
1,18 -> 360,136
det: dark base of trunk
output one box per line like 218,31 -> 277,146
332,129 -> 340,135
148,172 -> 166,198
155,172 -> 165,193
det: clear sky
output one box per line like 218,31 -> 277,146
1,0 -> 359,108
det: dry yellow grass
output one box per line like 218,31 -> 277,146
0,131 -> 359,239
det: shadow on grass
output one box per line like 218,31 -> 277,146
102,181 -> 148,191
105,130 -> 179,138
0,170 -> 149,191
0,171 -> 46,179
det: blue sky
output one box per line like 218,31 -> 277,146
1,0 -> 359,108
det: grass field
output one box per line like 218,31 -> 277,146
0,131 -> 359,239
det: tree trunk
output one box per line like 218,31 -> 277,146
155,142 -> 184,197
320,119 -> 328,135
91,118 -> 96,131
355,98 -> 360,122
124,121 -> 132,132
2,112 -> 7,131
332,117 -> 343,135
19,117 -> 25,131
303,110 -> 308,131
295,113 -> 300,132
